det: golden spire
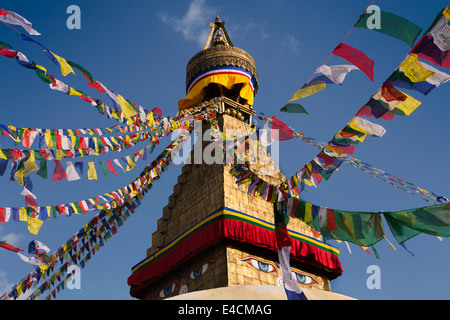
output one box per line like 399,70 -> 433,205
203,14 -> 234,50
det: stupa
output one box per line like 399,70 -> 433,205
127,15 -> 345,300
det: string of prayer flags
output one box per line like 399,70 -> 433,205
273,115 -> 446,204
332,43 -> 374,81
1,123 -> 195,300
354,7 -> 423,47
0,9 -> 41,35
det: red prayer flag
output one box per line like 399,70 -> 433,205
271,117 -> 294,141
381,81 -> 407,102
0,241 -> 24,253
275,226 -> 292,250
326,209 -> 338,231
152,107 -> 162,116
332,43 -> 374,81
53,160 -> 68,181
0,208 -> 4,223
82,73 -> 106,93
0,9 -> 9,15
0,48 -> 18,58
25,195 -> 39,211
412,35 -> 450,69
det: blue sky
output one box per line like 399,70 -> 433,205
0,0 -> 449,300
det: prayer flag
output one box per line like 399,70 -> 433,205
326,209 -> 338,231
0,47 -> 18,58
390,54 -> 450,94
28,240 -> 50,256
413,35 -> 450,69
271,117 -> 294,141
106,160 -> 117,176
66,161 -> 80,181
354,9 -> 422,47
400,54 -> 435,83
0,9 -> 41,35
288,76 -> 328,101
0,241 -> 24,253
52,160 -> 67,181
49,52 -> 75,76
117,94 -> 138,120
332,43 -> 374,81
27,217 -> 43,235
428,12 -> 450,52
280,103 -> 309,114
315,64 -> 360,84
17,252 -> 43,266
348,116 -> 386,137
278,246 -> 307,300
87,162 -> 97,180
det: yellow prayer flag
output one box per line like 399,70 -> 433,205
56,150 -> 65,160
395,90 -> 422,116
304,202 -> 313,223
288,81 -> 326,102
28,217 -> 43,235
125,156 -> 136,171
117,94 -> 138,119
400,54 -> 435,83
50,51 -> 75,76
0,149 -> 6,160
35,65 -> 47,72
69,88 -> 83,96
22,151 -> 39,176
146,111 -> 156,127
44,131 -> 53,149
14,166 -> 24,186
87,162 -> 97,180
444,5 -> 450,20
19,207 -> 28,221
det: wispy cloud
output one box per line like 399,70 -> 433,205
282,34 -> 301,55
0,226 -> 23,247
158,0 -> 217,48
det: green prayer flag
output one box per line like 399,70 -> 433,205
37,159 -> 48,179
99,161 -> 110,177
354,9 -> 422,47
280,103 -> 309,114
35,68 -> 53,84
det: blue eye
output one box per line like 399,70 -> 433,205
240,258 -> 276,273
293,272 -> 318,285
158,282 -> 177,298
188,262 -> 212,280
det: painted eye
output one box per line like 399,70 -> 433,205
292,271 -> 318,285
158,282 -> 178,298
242,258 -> 276,273
188,262 -> 212,280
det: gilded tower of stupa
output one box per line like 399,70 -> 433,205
127,15 -> 344,300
